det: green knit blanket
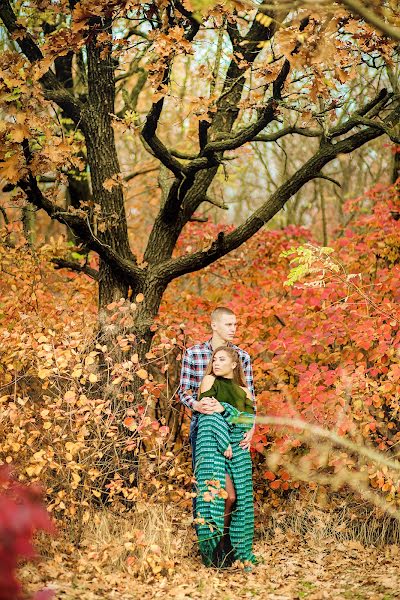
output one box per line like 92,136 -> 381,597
195,378 -> 256,568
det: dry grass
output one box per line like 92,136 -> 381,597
23,499 -> 400,600
257,491 -> 400,546
80,502 -> 194,573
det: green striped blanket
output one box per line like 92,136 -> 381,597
194,401 -> 256,568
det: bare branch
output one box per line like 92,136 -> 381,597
124,166 -> 158,182
170,149 -> 199,160
141,98 -> 186,177
314,173 -> 341,187
340,0 -> 400,41
51,258 -> 99,280
18,171 -> 142,280
255,415 -> 400,473
189,215 -> 208,222
0,0 -> 83,124
204,195 -> 228,209
0,206 -> 9,225
155,98 -> 399,283
254,126 -> 322,142
328,88 -> 391,138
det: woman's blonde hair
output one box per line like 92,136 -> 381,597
204,346 -> 247,388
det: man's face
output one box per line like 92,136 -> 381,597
211,313 -> 237,342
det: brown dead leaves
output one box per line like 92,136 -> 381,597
20,524 -> 400,599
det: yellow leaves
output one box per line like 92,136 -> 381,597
43,422 -> 52,430
85,355 -> 96,366
9,122 -> 31,143
38,368 -> 51,379
64,390 -> 76,403
88,373 -> 98,383
65,441 -> 81,456
136,368 -> 148,380
102,173 -> 126,192
92,489 -> 101,498
71,472 -> 81,486
0,151 -> 26,183
71,367 -> 83,379
136,293 -> 144,303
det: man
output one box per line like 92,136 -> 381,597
178,307 -> 256,468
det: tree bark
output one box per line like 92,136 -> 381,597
82,17 -> 134,319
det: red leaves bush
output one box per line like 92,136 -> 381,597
0,467 -> 54,600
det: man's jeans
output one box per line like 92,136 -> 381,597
189,415 -> 199,470
189,416 -> 199,520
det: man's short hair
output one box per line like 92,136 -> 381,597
211,307 -> 235,322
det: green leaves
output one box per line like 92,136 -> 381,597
280,244 -> 336,286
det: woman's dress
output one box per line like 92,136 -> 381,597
194,376 -> 256,568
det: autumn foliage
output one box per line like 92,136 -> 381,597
0,180 -> 399,528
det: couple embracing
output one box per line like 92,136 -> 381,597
178,307 -> 257,570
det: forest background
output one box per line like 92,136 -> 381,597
0,0 -> 400,598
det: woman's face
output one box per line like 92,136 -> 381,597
212,351 -> 237,378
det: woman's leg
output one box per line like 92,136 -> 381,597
224,474 -> 236,531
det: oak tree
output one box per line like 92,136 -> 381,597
0,0 -> 399,360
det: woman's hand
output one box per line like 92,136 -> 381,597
212,400 -> 225,413
224,444 -> 232,459
239,424 -> 255,450
194,397 -> 217,414
194,397 -> 224,414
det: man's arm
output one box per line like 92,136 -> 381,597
242,353 -> 256,413
239,352 -> 256,450
178,349 -> 197,410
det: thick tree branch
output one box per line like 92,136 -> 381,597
155,99 -> 400,283
202,58 -> 290,155
18,172 -> 143,280
0,0 -> 83,124
202,99 -> 277,154
139,2 -> 200,175
170,149 -> 199,160
51,258 -> 99,280
174,1 -> 201,41
348,115 -> 400,143
141,98 -> 186,177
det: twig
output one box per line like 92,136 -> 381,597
254,415 -> 400,473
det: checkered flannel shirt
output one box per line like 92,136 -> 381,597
178,339 -> 256,417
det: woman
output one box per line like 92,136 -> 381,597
194,346 -> 256,570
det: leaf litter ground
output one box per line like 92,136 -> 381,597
21,529 -> 400,599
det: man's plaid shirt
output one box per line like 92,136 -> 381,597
178,340 -> 256,415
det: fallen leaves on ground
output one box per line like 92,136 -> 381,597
21,530 -> 400,600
